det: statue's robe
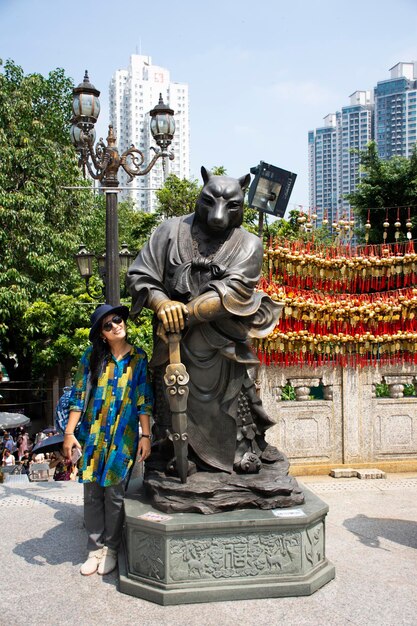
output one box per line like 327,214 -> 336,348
127,214 -> 281,473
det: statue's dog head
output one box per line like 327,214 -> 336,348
194,166 -> 251,233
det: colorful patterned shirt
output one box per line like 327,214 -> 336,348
69,345 -> 153,487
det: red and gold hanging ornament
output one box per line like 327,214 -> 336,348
394,208 -> 401,241
365,209 -> 371,243
383,209 -> 390,242
264,239 -> 417,294
259,235 -> 417,368
406,207 -> 413,241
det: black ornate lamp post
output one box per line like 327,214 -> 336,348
70,71 -> 175,305
74,243 -> 135,299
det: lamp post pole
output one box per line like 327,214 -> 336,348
71,71 -> 175,305
105,188 -> 120,305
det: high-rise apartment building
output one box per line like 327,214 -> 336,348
109,54 -> 190,212
308,114 -> 338,225
308,62 -> 417,223
374,62 -> 417,159
337,91 -> 373,215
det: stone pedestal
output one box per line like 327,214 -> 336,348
119,485 -> 335,605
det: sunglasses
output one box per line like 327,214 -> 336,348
102,315 -> 124,332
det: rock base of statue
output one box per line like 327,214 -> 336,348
118,485 -> 335,606
143,452 -> 304,514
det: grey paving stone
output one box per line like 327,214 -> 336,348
1,476 -> 417,625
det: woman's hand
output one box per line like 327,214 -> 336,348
63,434 -> 81,462
137,436 -> 151,462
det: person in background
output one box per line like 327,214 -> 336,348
20,450 -> 31,475
49,449 -> 72,481
3,434 -> 15,453
34,431 -> 47,445
63,304 -> 153,577
32,450 -> 45,463
2,448 -> 15,466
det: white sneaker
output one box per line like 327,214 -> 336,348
97,546 -> 118,575
80,549 -> 103,576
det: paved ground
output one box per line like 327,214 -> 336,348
1,472 -> 417,626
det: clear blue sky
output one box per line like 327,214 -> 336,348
2,0 -> 417,209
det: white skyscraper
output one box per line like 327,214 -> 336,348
337,90 -> 373,215
109,54 -> 190,212
308,93 -> 373,225
308,114 -> 338,226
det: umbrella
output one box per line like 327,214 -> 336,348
0,412 -> 31,430
32,433 -> 64,455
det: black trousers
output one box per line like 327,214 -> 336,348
83,479 -> 127,551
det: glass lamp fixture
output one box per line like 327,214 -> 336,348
149,94 -> 175,152
74,244 -> 95,279
72,71 -> 101,128
119,243 -> 135,272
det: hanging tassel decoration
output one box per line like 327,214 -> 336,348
383,209 -> 390,242
365,209 -> 371,243
394,208 -> 401,241
406,207 -> 412,240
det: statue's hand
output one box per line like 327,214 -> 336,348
156,300 -> 189,333
156,322 -> 169,344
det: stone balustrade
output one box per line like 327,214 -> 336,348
258,362 -> 417,472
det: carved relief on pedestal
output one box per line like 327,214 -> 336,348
305,522 -> 324,567
168,532 -> 302,582
131,531 -> 165,581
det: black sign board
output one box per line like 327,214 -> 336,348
248,161 -> 297,217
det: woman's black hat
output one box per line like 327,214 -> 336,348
89,304 -> 129,340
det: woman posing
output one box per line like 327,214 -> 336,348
63,304 -> 152,576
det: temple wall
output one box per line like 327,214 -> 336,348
258,363 -> 417,473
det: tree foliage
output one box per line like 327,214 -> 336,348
155,173 -> 200,219
23,292 -> 154,377
347,141 -> 417,243
0,60 -> 100,379
20,191 -> 155,378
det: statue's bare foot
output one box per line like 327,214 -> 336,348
233,451 -> 262,474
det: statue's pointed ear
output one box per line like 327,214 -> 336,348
201,166 -> 212,184
238,173 -> 251,191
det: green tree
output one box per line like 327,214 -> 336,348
347,141 -> 417,243
155,173 -> 200,219
264,210 -> 301,240
266,210 -> 334,246
0,60 -> 99,380
22,192 -> 158,377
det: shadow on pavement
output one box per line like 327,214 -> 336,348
4,483 -> 123,588
344,513 -> 417,550
3,483 -> 84,567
